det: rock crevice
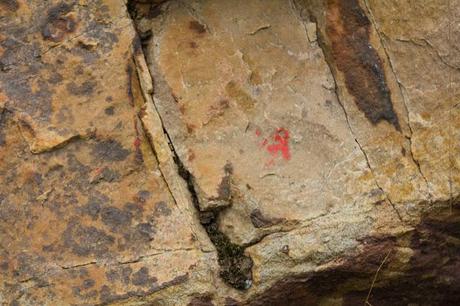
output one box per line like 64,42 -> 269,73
128,4 -> 254,290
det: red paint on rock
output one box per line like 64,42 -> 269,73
267,128 -> 291,160
255,127 -> 291,165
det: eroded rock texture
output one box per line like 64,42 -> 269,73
0,1 -> 215,305
1,0 -> 459,305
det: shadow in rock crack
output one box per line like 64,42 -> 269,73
173,152 -> 254,291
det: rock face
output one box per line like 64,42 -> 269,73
0,0 -> 459,305
0,1 -> 216,305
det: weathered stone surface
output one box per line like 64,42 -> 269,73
365,0 -> 460,203
143,0 -> 399,246
0,1 -> 216,305
248,207 -> 460,305
1,0 -> 459,305
136,0 -> 459,303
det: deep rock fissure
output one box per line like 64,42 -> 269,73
167,131 -> 254,291
127,0 -> 253,291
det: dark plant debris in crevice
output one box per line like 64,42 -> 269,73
127,0 -> 166,49
199,210 -> 253,290
127,0 -> 253,290
172,151 -> 253,290
127,0 -> 167,20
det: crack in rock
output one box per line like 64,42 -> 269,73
362,0 -> 432,200
127,1 -> 253,290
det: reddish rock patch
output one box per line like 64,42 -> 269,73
325,0 -> 400,130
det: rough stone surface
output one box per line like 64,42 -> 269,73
0,1 -> 216,305
1,0 -> 459,305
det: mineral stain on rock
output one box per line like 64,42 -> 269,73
0,110 -> 6,147
225,81 -> 256,112
101,206 -> 133,229
213,162 -> 233,202
248,204 -> 460,305
0,0 -> 19,12
66,80 -> 96,96
91,139 -> 130,162
187,294 -> 215,306
42,3 -> 77,42
189,20 -> 206,34
250,209 -> 283,228
325,0 -> 401,130
62,220 -> 115,257
131,267 -> 158,287
154,201 -> 172,217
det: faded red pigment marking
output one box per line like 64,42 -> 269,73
267,128 -> 291,160
261,138 -> 268,147
255,128 -> 291,166
133,137 -> 141,149
93,167 -> 104,175
89,166 -> 105,182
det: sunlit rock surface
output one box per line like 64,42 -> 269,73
1,0 -> 459,305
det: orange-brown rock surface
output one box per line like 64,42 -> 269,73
1,0 -> 459,305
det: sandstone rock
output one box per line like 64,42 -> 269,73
1,0 -> 459,305
0,1 -> 215,305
